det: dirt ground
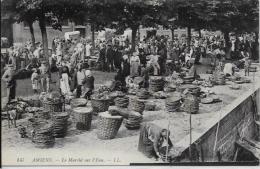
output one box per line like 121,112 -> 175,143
1,63 -> 260,165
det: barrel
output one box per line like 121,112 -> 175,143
73,107 -> 93,130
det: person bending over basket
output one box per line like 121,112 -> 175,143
138,123 -> 176,161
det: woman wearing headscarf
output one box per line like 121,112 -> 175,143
59,63 -> 71,95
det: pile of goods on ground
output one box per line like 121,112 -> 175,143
145,101 -> 156,111
153,91 -> 167,99
210,71 -> 226,85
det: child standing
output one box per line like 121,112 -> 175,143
31,68 -> 40,94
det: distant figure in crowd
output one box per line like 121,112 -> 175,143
223,62 -> 235,76
244,57 -> 251,76
39,60 -> 51,92
75,64 -> 86,98
2,65 -> 17,102
130,51 -> 141,77
31,68 -> 41,94
82,69 -> 95,99
60,65 -> 71,95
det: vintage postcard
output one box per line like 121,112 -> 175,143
1,0 -> 260,167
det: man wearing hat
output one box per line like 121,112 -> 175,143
39,60 -> 51,92
2,64 -> 17,103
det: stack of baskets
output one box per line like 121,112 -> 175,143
136,88 -> 150,99
97,111 -> 123,140
182,94 -> 200,114
31,120 -> 55,148
91,98 -> 111,113
165,96 -> 182,112
182,76 -> 195,84
34,110 -> 51,120
124,111 -> 143,130
177,84 -> 198,93
114,96 -> 129,108
70,98 -> 87,109
149,76 -> 165,92
42,100 -> 63,113
73,107 -> 93,130
51,112 -> 69,138
129,97 -> 145,114
109,91 -> 125,105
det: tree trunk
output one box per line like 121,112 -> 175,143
255,32 -> 259,44
171,28 -> 175,41
27,20 -> 35,50
187,26 -> 191,48
223,31 -> 230,52
91,23 -> 95,50
131,26 -> 138,52
39,14 -> 48,60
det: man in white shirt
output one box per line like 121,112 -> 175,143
85,42 -> 91,58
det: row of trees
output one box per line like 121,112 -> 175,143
2,0 -> 259,57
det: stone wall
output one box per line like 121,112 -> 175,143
180,87 -> 259,162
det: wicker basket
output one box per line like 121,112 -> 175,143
34,110 -> 51,120
31,120 -> 55,148
51,112 -> 69,138
70,98 -> 87,109
136,88 -> 150,99
182,76 -> 195,84
91,98 -> 111,113
73,107 -> 93,130
42,100 -> 63,113
149,76 -> 165,92
165,96 -> 181,112
182,94 -> 199,114
97,111 -> 123,140
129,97 -> 145,114
124,111 -> 143,130
114,96 -> 129,108
249,66 -> 257,72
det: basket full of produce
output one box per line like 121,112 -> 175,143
182,76 -> 195,84
70,98 -> 87,108
97,111 -> 123,140
91,91 -> 111,113
41,91 -> 64,112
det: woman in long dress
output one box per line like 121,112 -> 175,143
130,51 -> 140,77
60,66 -> 71,95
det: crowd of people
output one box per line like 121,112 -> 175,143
1,31 -> 259,103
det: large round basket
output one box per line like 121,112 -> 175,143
249,66 -> 257,72
31,120 -> 55,148
50,112 -> 69,138
182,76 -> 195,84
114,96 -> 129,108
73,107 -> 93,130
91,98 -> 111,113
42,100 -> 63,113
70,98 -> 87,109
34,110 -> 51,120
97,111 -> 123,140
136,88 -> 150,99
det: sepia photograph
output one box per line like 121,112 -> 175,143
1,0 -> 260,167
